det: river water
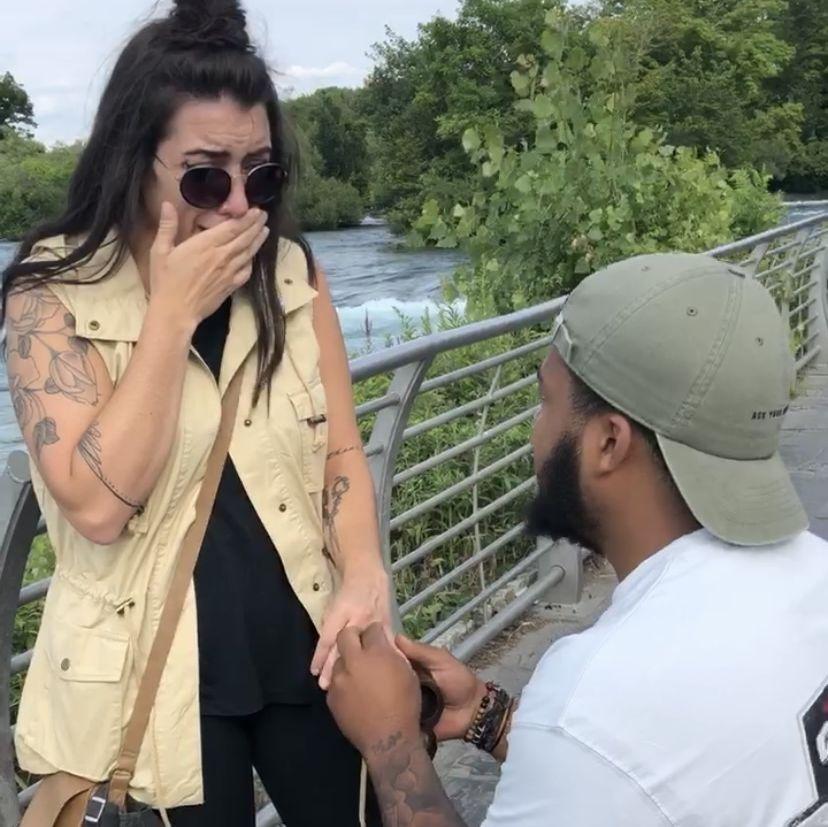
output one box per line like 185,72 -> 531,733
0,205 -> 824,468
0,225 -> 465,466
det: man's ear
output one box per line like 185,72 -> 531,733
581,413 -> 634,479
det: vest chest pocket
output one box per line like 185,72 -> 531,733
287,379 -> 328,493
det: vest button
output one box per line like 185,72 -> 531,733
284,278 -> 293,285
88,320 -> 100,331
60,658 -> 70,671
279,503 -> 287,513
244,419 -> 252,427
313,582 -> 321,592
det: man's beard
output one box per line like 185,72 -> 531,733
525,432 -> 599,554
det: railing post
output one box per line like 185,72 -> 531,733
365,359 -> 434,632
537,538 -> 583,607
810,236 -> 828,369
0,452 -> 40,827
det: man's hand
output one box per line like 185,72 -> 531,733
327,623 -> 422,757
327,625 -> 468,827
397,635 -> 488,742
311,564 -> 394,689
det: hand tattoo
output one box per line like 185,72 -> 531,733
322,475 -> 350,564
368,733 -> 466,826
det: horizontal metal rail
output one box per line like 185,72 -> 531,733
709,212 -> 828,257
392,477 -> 536,573
754,246 -> 826,283
452,564 -> 565,662
400,523 -> 526,616
350,297 -> 565,382
402,373 -> 536,442
417,335 -> 554,394
10,651 -> 31,676
390,444 -> 533,530
393,405 -> 538,486
355,393 -> 400,419
17,578 -> 50,607
422,543 -> 554,645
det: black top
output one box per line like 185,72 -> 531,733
191,300 -> 318,716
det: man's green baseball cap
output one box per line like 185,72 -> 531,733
550,252 -> 808,546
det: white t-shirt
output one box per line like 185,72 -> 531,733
484,530 -> 828,826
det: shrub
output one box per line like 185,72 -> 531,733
413,11 -> 783,315
0,130 -> 80,240
295,173 -> 365,231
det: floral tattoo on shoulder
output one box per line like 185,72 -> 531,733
6,289 -> 98,457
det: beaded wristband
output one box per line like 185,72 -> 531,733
463,682 -> 512,754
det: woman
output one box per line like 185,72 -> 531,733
2,1 -> 390,824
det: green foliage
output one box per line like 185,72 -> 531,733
0,72 -> 35,135
294,171 -> 364,231
362,0 -> 561,233
287,87 -> 371,196
774,0 -> 828,189
0,130 -> 81,240
414,11 -> 783,314
286,88 -> 368,230
361,0 -> 826,231
783,140 -> 828,193
612,0 -> 801,175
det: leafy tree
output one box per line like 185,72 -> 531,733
415,11 -> 782,314
287,87 -> 370,195
0,72 -> 35,135
294,171 -> 364,231
0,132 -> 81,240
773,0 -> 828,190
605,0 -> 802,178
285,92 -> 367,231
362,0 -> 562,233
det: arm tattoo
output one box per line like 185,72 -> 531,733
368,733 -> 466,827
321,475 -> 350,564
326,444 -> 361,460
78,422 -> 143,510
6,289 -> 99,457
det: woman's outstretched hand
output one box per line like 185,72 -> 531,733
311,563 -> 395,690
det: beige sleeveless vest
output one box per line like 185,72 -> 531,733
14,233 -> 334,807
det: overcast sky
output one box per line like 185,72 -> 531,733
0,0 -> 461,146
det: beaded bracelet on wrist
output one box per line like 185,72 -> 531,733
463,682 -> 512,754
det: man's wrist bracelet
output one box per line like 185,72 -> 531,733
463,682 -> 512,754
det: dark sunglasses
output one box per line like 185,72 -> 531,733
156,157 -> 288,210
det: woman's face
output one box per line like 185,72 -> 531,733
145,95 -> 272,244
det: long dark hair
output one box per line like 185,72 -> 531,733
1,0 -> 313,402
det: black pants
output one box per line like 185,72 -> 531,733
165,696 -> 381,826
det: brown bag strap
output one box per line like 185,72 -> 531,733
108,369 -> 244,808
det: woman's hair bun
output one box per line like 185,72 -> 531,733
168,0 -> 252,52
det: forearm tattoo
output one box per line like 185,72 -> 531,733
326,444 -> 361,460
321,474 -> 350,563
6,289 -> 141,510
78,422 -> 142,510
368,733 -> 466,827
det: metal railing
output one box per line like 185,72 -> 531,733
2,212 -> 828,825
